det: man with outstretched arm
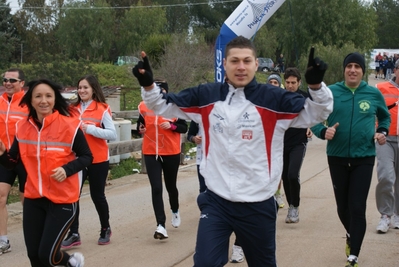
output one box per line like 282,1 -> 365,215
133,36 -> 333,267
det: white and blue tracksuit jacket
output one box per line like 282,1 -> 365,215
142,79 -> 333,203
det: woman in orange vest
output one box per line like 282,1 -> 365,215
0,79 -> 92,267
62,75 -> 116,248
137,80 -> 187,240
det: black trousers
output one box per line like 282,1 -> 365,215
328,156 -> 374,257
23,197 -> 76,267
70,161 -> 110,233
282,143 -> 307,207
144,154 -> 180,226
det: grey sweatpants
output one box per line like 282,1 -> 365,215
375,136 -> 399,216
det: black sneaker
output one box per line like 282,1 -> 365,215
61,233 -> 81,249
98,227 -> 112,245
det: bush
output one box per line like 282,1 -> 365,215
298,43 -> 369,87
109,157 -> 141,179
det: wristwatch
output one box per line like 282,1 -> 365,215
381,131 -> 387,136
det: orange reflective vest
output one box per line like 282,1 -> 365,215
16,111 -> 82,203
377,81 -> 399,136
0,91 -> 29,149
75,101 -> 111,163
138,102 -> 181,155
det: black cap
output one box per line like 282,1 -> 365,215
343,52 -> 365,75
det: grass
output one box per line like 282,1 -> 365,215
109,157 -> 142,179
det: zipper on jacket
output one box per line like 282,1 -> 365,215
228,91 -> 236,105
348,92 -> 355,157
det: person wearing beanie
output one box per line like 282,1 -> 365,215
267,73 -> 282,88
374,59 -> 399,236
311,52 -> 390,267
343,52 -> 366,76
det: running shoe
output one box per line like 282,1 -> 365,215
171,211 -> 181,228
285,204 -> 299,223
230,245 -> 245,263
62,233 -> 81,249
376,215 -> 390,233
275,193 -> 285,209
98,227 -> 112,245
345,259 -> 358,267
392,214 -> 399,229
0,240 -> 11,255
154,224 -> 168,240
67,252 -> 85,267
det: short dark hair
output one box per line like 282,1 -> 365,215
225,36 -> 257,58
20,79 -> 73,119
284,67 -> 301,81
6,68 -> 25,81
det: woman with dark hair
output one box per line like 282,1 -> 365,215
62,75 -> 116,248
0,79 -> 92,267
137,78 -> 188,239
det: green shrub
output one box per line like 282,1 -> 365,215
109,157 -> 141,179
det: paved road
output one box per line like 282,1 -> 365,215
3,75 -> 398,266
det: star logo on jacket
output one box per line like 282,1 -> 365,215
243,112 -> 250,120
358,100 -> 371,113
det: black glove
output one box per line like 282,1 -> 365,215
132,54 -> 154,87
304,47 -> 328,85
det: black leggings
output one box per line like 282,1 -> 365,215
144,154 -> 180,226
282,143 -> 307,207
70,161 -> 110,233
328,156 -> 374,257
23,198 -> 76,267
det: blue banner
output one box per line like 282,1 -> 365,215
215,0 -> 286,82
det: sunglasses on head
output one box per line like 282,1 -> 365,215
2,78 -> 21,83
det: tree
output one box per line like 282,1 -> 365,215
0,0 -> 20,68
186,0 -> 238,44
156,33 -> 214,91
156,0 -> 190,34
373,0 -> 399,48
271,0 -> 377,67
56,0 -> 115,61
13,0 -> 66,63
252,26 -> 278,60
117,1 -> 167,56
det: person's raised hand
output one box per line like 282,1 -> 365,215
132,51 -> 154,87
325,122 -> 339,140
305,47 -> 328,86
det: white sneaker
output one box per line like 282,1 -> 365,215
275,193 -> 285,208
0,240 -> 11,255
391,214 -> 399,229
171,211 -> 181,228
154,224 -> 168,240
230,245 -> 245,263
376,215 -> 390,233
68,252 -> 85,267
285,205 -> 299,223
